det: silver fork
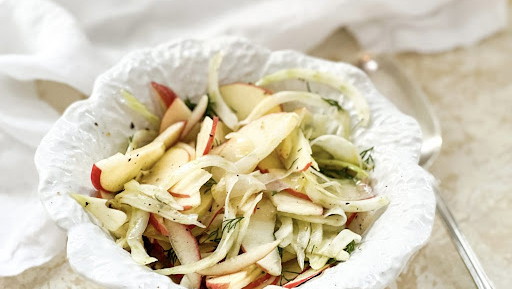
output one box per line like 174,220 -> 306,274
358,54 -> 495,289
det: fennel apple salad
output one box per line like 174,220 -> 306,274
72,53 -> 389,289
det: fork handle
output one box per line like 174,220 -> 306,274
435,187 -> 495,289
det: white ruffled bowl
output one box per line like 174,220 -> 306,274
35,37 -> 435,289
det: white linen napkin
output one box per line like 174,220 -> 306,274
0,0 -> 506,276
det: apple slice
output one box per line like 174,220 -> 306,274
182,192 -> 213,217
270,192 -> 323,216
141,144 -> 190,187
220,112 -> 300,173
242,273 -> 272,289
206,265 -> 263,289
95,190 -> 114,200
92,142 -> 163,192
213,120 -> 229,148
165,220 -> 202,289
282,129 -> 316,172
256,150 -> 284,173
70,194 -> 127,231
149,213 -> 169,236
241,197 -> 281,276
182,94 -> 209,138
175,142 -> 196,160
151,81 -> 178,109
282,264 -> 330,288
198,240 -> 280,276
347,211 -> 379,235
243,273 -> 280,289
92,121 -> 186,192
174,190 -> 201,211
196,116 -> 219,157
282,188 -> 311,201
220,83 -> 280,120
276,136 -> 293,160
170,169 -> 212,198
160,98 -> 192,133
154,121 -> 186,149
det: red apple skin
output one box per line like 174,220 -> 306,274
346,213 -> 357,226
242,274 -> 272,289
160,101 -> 191,134
151,81 -> 178,108
203,116 -> 219,155
91,164 -> 107,192
205,281 -> 229,289
282,266 -> 330,288
169,192 -> 191,198
300,162 -> 312,172
282,188 -> 311,201
149,213 -> 169,236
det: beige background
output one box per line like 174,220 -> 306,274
1,6 -> 511,289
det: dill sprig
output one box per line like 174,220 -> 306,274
204,228 -> 221,243
322,98 -> 343,111
222,217 -> 244,233
165,247 -> 178,265
279,269 -> 303,285
321,167 -> 356,180
185,96 -> 217,118
202,216 -> 244,244
204,178 -> 217,189
360,147 -> 375,171
205,94 -> 217,118
345,240 -> 357,254
278,247 -> 284,257
184,98 -> 197,111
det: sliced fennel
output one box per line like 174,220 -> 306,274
124,180 -> 182,210
310,135 -> 361,166
239,91 -> 331,126
121,90 -> 160,127
70,193 -> 127,231
256,68 -> 370,127
116,191 -> 204,227
126,208 -> 157,265
207,53 -> 238,130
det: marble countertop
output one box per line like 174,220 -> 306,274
1,7 -> 510,289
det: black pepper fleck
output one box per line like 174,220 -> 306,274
130,122 -> 135,129
94,122 -> 98,126
85,201 -> 89,207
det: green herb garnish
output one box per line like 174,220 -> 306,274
165,247 -> 178,264
205,94 -> 217,118
359,147 -> 375,171
222,217 -> 244,233
322,98 -> 343,111
184,98 -> 197,110
345,240 -> 357,254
